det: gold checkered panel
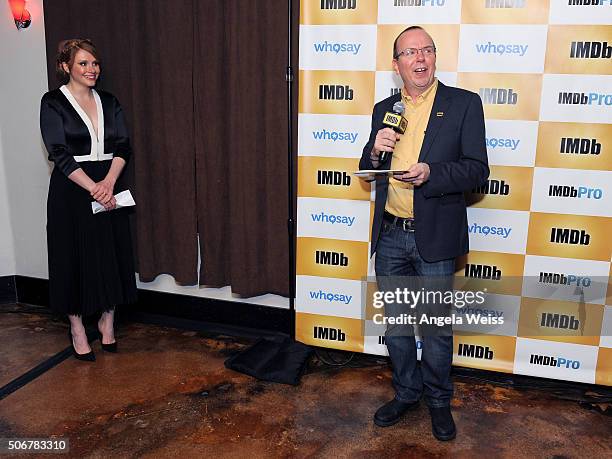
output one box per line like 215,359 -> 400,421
296,0 -> 612,386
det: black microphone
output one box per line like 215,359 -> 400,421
378,101 -> 407,164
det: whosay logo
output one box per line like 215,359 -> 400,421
468,222 -> 512,239
476,42 -> 529,57
486,137 -> 521,151
310,211 -> 356,227
313,41 -> 362,55
308,289 -> 353,305
312,129 -> 358,144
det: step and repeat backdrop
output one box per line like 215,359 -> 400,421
295,0 -> 611,386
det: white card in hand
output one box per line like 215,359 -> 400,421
91,190 -> 136,214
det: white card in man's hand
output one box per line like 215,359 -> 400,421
91,190 -> 136,214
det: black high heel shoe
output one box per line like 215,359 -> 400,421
68,331 -> 95,362
97,331 -> 117,353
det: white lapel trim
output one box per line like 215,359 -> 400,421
60,85 -> 111,162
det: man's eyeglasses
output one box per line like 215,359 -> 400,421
394,46 -> 436,59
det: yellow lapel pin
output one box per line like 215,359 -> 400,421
436,112 -> 444,117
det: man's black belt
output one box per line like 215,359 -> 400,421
383,211 -> 416,232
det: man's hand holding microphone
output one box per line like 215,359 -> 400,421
369,101 -> 430,186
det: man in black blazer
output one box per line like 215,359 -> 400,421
360,26 -> 489,441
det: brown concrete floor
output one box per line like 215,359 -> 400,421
0,305 -> 611,458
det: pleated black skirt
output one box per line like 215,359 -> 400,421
47,161 -> 137,316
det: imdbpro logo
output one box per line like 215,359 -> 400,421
392,0 -> 446,6
529,353 -> 581,370
548,185 -> 603,200
539,271 -> 592,287
557,92 -> 612,106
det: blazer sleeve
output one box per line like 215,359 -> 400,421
40,96 -> 81,177
112,97 -> 132,163
422,93 -> 489,197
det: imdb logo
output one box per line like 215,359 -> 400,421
457,73 -> 542,120
299,70 -> 374,115
298,158 -> 370,201
295,312 -> 364,352
536,122 -> 611,171
297,237 -> 369,280
527,213 -> 610,261
545,26 -> 612,74
300,0 -> 376,25
466,166 -> 533,211
461,0 -> 549,23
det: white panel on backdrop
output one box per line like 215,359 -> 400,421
485,120 -> 537,167
377,0 -> 462,25
453,293 -> 521,337
458,25 -> 548,74
522,255 -> 610,305
297,197 -> 371,241
601,306 -> 612,348
374,71 -> 458,104
549,1 -> 612,25
298,114 -> 372,158
514,337 -> 598,384
540,74 -> 612,124
530,168 -> 611,217
296,275 -> 363,319
466,208 -> 530,254
299,25 -> 378,71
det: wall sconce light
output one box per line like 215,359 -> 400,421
9,0 -> 31,30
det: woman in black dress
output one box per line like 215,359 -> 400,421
40,39 -> 137,361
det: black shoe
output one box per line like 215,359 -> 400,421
428,406 -> 456,441
374,398 -> 419,427
68,331 -> 95,362
97,331 -> 117,353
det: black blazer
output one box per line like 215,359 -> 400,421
40,88 -> 132,176
359,82 -> 489,262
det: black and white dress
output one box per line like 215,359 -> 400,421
40,85 -> 137,316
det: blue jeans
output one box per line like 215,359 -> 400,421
375,220 -> 454,408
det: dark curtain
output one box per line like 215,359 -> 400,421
194,0 -> 296,296
43,0 -> 296,296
